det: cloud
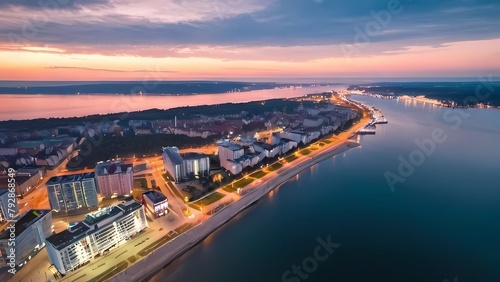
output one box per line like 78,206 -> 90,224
0,0 -> 499,61
46,66 -> 177,73
0,0 -> 111,10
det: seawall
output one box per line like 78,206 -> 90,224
109,140 -> 360,282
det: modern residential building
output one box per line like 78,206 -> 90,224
162,147 -> 210,183
182,152 -> 210,179
279,130 -> 309,145
95,161 -> 133,196
0,167 -> 43,197
278,138 -> 299,155
162,147 -> 183,183
253,142 -> 281,159
142,190 -> 168,217
217,140 -> 244,172
45,201 -> 148,275
46,173 -> 98,212
0,189 -> 18,224
303,116 -> 325,128
0,209 -> 53,268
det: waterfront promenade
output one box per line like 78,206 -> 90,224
109,114 -> 371,282
5,100 -> 370,282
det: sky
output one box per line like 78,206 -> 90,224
0,0 -> 499,80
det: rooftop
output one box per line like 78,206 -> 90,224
47,172 -> 95,185
279,137 -> 297,143
84,205 -> 121,225
143,190 -> 167,203
305,116 -> 323,121
46,201 -> 142,250
162,147 -> 183,165
96,161 -> 133,175
16,167 -> 40,176
181,152 -> 208,160
228,144 -> 243,151
254,142 -> 278,150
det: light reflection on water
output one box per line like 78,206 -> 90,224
0,85 -> 341,121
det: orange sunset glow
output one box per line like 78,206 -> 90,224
0,0 -> 498,80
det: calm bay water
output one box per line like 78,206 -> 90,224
0,85 -> 337,121
150,96 -> 500,282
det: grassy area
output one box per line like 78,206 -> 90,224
268,162 -> 283,171
188,203 -> 202,211
134,178 -> 148,189
191,192 -> 225,207
222,186 -> 237,193
222,176 -> 256,192
234,177 -> 255,188
300,149 -> 312,156
285,154 -> 299,162
127,255 -> 137,264
132,188 -> 148,201
250,170 -> 267,179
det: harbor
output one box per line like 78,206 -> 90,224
355,107 -> 388,135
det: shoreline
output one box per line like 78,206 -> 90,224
0,85 -> 337,122
109,136 -> 365,282
348,93 -> 500,110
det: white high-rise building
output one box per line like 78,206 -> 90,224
46,172 -> 98,212
45,201 -> 147,275
0,209 -> 53,268
217,140 -> 244,172
162,147 -> 210,183
95,162 -> 133,196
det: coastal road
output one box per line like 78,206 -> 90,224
9,99 -> 371,282
16,156 -> 161,215
112,107 -> 372,282
7,155 -> 192,282
17,153 -> 77,214
9,199 -> 195,282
